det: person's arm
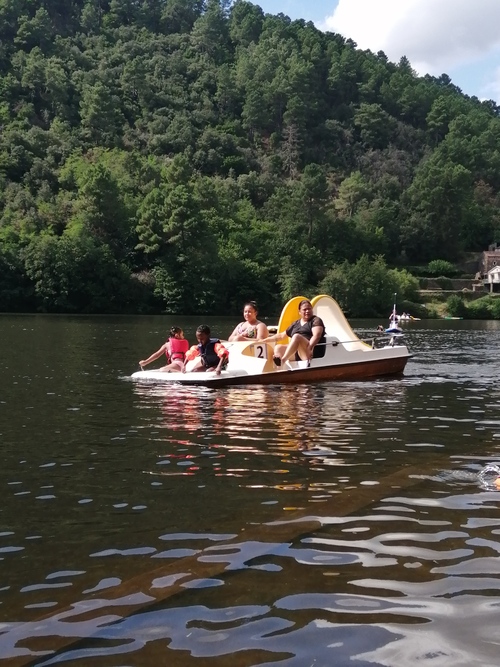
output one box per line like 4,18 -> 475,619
256,322 -> 269,339
213,342 -> 229,375
214,357 -> 225,375
257,331 -> 287,343
307,322 -> 324,359
228,324 -> 243,342
182,346 -> 200,372
139,344 -> 167,368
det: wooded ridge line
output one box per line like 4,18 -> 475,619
1,0 -> 499,317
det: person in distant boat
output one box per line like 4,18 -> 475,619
139,326 -> 189,372
377,324 -> 384,332
228,300 -> 269,341
259,299 -> 326,369
183,325 -> 229,375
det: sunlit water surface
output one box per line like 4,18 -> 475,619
1,315 -> 500,666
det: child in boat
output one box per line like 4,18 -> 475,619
139,326 -> 189,372
228,301 -> 269,341
183,325 -> 228,375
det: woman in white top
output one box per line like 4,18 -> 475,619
228,301 -> 269,341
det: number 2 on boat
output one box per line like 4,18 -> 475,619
253,344 -> 267,359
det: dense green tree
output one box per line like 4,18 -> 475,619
191,0 -> 232,65
80,0 -> 102,34
136,155 -> 222,311
426,95 -> 469,145
15,8 -> 54,51
320,255 -> 418,317
334,171 -> 372,219
401,158 -> 474,261
70,162 -> 131,256
328,43 -> 363,108
80,81 -> 125,147
229,0 -> 264,48
22,231 -> 131,312
300,162 -> 328,244
160,0 -> 204,35
0,225 -> 33,310
353,103 -> 396,149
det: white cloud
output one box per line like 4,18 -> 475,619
320,0 -> 500,76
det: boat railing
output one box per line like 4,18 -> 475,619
324,334 -> 370,352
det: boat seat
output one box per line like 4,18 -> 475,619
312,295 -> 372,352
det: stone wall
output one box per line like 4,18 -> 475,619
421,278 -> 476,290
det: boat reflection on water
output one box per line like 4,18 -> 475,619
131,381 -> 395,496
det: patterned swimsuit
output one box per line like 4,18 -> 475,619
237,323 -> 257,338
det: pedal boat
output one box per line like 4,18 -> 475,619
131,295 -> 411,387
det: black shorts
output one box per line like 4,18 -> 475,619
295,342 -> 325,361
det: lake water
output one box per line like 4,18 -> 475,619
1,315 -> 500,666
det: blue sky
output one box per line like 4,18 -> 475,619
254,0 -> 500,103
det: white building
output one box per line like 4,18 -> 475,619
487,265 -> 500,292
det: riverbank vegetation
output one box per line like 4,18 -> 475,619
1,0 -> 500,316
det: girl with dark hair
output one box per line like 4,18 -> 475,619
139,326 -> 189,372
228,301 -> 269,341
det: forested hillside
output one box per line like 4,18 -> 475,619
1,0 -> 499,315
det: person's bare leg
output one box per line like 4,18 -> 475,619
281,335 -> 309,365
193,363 -> 207,372
280,339 -> 299,364
188,358 -> 205,373
158,361 -> 183,372
273,343 -> 287,360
